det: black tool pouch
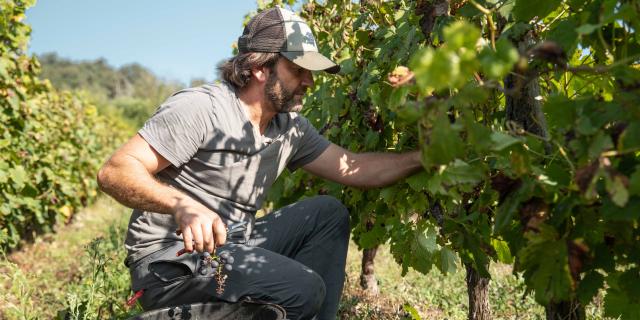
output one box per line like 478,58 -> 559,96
129,241 -> 198,293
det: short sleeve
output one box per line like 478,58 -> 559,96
138,94 -> 211,168
287,116 -> 331,171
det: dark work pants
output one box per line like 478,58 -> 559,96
130,195 -> 350,320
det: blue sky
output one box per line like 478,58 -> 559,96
26,1 -> 261,85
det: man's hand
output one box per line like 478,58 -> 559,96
174,199 -> 227,253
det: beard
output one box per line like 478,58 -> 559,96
264,70 -> 304,113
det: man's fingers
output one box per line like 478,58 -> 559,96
202,223 -> 215,253
213,217 -> 227,247
191,224 -> 204,252
175,209 -> 225,252
182,228 -> 194,252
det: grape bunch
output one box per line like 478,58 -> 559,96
200,250 -> 235,295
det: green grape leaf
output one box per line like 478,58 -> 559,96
441,159 -> 485,185
417,226 -> 438,253
588,132 -> 613,159
546,19 -> 579,54
465,118 -> 492,153
437,247 -> 458,274
405,224 -> 439,274
494,180 -> 534,233
452,83 -> 490,106
396,102 -> 422,122
358,222 -> 387,249
0,138 -> 10,148
479,38 -> 519,79
411,48 -> 455,93
577,271 -> 604,305
364,130 -> 380,149
604,270 -> 640,320
443,21 -> 481,50
544,95 -> 578,131
491,238 -> 514,264
491,131 -> 522,151
9,165 -> 27,190
576,116 -> 598,135
619,123 -> 640,151
406,171 -> 429,191
355,29 -> 371,46
567,0 -> 588,8
339,58 -> 355,74
618,269 -> 640,301
458,2 -> 482,17
461,231 -> 491,277
501,22 -> 532,42
388,86 -> 410,109
424,119 -> 465,166
576,23 -> 601,35
409,192 -> 429,214
0,59 -> 11,79
380,186 -> 396,203
601,198 -> 640,221
519,225 -> 572,305
512,0 -> 562,22
496,0 -> 515,17
629,167 -> 640,196
605,174 -> 629,207
426,174 -> 447,195
544,162 -> 571,187
411,22 -> 480,93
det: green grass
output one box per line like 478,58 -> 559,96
0,197 -> 611,320
338,243 -> 545,320
339,244 -> 611,320
0,197 -> 140,319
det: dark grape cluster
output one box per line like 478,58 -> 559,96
199,250 -> 235,294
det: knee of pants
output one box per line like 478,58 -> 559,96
286,271 -> 326,319
314,195 -> 349,225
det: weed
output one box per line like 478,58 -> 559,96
56,224 -> 140,320
0,251 -> 38,320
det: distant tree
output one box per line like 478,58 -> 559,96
189,77 -> 208,87
37,53 -> 182,127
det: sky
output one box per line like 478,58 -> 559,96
26,1 -> 261,85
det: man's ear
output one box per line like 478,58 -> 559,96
251,65 -> 270,83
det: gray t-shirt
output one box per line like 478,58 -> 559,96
124,82 -> 330,264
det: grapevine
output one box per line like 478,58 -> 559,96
262,0 -> 640,318
0,0 -> 129,250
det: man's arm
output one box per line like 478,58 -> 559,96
97,134 -> 226,253
302,143 -> 422,188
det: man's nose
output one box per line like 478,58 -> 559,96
301,69 -> 314,89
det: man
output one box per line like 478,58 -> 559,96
97,7 -> 421,320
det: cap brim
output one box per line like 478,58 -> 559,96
281,51 -> 340,74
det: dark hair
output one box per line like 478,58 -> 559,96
217,52 -> 280,89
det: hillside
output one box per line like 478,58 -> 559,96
37,52 -> 184,127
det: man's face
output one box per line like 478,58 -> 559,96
264,57 -> 314,113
